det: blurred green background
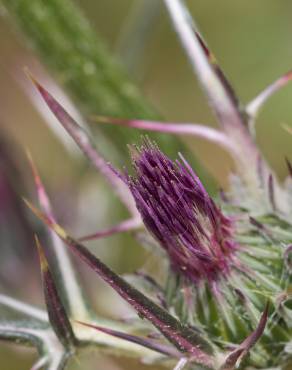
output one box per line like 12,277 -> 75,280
1,0 -> 292,369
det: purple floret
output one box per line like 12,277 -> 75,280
126,139 -> 236,282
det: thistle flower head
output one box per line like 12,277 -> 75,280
127,139 -> 236,282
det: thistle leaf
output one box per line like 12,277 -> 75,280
163,0 -> 245,132
35,236 -> 77,349
162,0 -> 271,201
27,151 -> 89,321
76,320 -> 181,358
26,151 -> 54,220
25,70 -> 137,217
247,70 -> 292,124
26,200 -> 215,367
92,116 -> 240,158
78,217 -> 142,242
221,303 -> 269,370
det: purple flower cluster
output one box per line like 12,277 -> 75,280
127,140 -> 236,282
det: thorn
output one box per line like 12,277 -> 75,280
23,198 -> 67,239
25,74 -> 136,216
34,234 -> 77,348
75,320 -> 181,358
34,235 -> 49,272
268,174 -> 276,211
24,67 -> 42,91
247,70 -> 292,121
221,303 -> 269,369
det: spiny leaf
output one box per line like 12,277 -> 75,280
162,0 -> 267,199
35,236 -> 77,349
78,217 -> 141,242
26,200 -> 214,367
76,320 -> 181,358
247,70 -> 292,122
92,116 -> 239,158
27,150 -> 89,320
163,0 -> 246,132
221,303 -> 269,370
26,150 -> 54,219
25,70 -> 137,217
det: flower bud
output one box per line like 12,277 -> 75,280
127,140 -> 236,282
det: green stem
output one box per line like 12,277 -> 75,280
0,0 -> 191,158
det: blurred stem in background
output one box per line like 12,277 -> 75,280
0,0 -> 213,189
115,0 -> 161,78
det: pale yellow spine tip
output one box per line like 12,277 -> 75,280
34,235 -> 49,271
23,67 -> 40,89
53,224 -> 68,239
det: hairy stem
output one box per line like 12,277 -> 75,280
0,294 -> 48,322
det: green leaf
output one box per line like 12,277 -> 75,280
35,236 -> 77,349
26,200 -> 215,367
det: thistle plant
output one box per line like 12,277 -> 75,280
1,1 -> 292,370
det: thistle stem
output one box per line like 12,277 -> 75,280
0,294 -> 48,322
